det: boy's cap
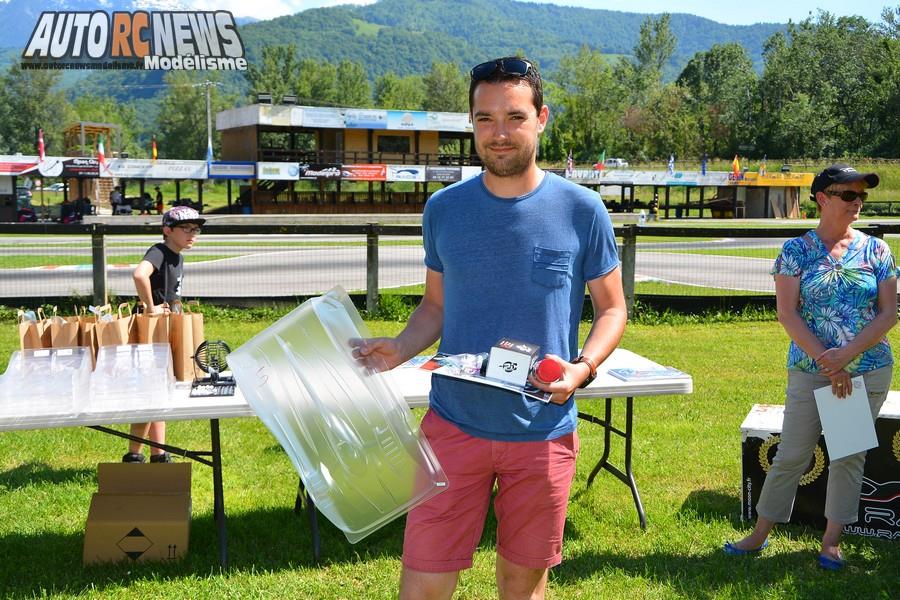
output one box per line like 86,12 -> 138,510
810,163 -> 879,198
162,206 -> 205,227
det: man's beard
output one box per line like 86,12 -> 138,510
477,140 -> 535,178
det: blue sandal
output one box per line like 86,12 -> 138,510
723,539 -> 769,556
818,553 -> 845,571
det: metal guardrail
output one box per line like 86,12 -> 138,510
1,221 -> 897,316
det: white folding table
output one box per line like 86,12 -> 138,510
0,348 -> 691,566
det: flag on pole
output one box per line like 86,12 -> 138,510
594,149 -> 606,171
759,154 -> 767,176
97,134 -> 107,170
151,136 -> 158,163
701,152 -> 708,176
667,154 -> 675,175
37,128 -> 45,162
732,154 -> 740,178
206,135 -> 213,164
565,150 -> 574,178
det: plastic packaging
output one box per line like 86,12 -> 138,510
0,347 -> 91,417
228,286 -> 448,543
88,344 -> 175,412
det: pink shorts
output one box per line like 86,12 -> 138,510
402,410 -> 579,572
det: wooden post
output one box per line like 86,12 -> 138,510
366,222 -> 380,313
620,224 -> 637,318
91,225 -> 107,306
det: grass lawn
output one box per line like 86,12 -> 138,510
0,316 -> 898,598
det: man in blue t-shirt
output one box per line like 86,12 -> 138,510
353,56 -> 626,600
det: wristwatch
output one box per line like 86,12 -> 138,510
572,355 -> 598,388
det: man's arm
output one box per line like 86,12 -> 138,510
352,268 -> 444,371
133,260 -> 162,314
531,266 -> 628,404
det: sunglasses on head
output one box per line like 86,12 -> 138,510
470,58 -> 534,81
823,189 -> 868,203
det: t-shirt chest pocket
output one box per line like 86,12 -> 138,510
532,246 -> 572,288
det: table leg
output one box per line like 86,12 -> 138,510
210,419 -> 229,568
294,479 -> 321,562
578,396 -> 647,529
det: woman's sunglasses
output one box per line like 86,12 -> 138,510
823,189 -> 868,203
470,58 -> 534,81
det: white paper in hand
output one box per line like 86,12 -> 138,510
813,377 -> 878,461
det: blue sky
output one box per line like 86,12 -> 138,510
187,0 -> 891,25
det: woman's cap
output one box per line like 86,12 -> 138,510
162,205 -> 206,227
810,163 -> 879,199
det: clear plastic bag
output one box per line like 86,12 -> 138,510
229,286 -> 448,543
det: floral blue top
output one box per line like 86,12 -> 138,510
771,229 -> 896,374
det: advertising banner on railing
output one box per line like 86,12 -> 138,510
426,112 -> 472,132
298,163 -> 341,180
425,166 -> 461,183
387,111 -> 428,130
344,109 -> 388,129
387,165 -> 425,182
341,164 -> 387,181
257,162 -> 300,180
461,166 -> 483,181
103,158 -> 208,180
208,161 -> 255,180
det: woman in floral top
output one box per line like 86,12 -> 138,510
724,164 -> 897,570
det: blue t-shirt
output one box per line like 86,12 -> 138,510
771,229 -> 896,374
423,171 -> 619,441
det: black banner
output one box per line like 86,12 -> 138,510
425,166 -> 461,183
62,158 -> 100,178
298,163 -> 341,180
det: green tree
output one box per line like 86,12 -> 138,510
335,60 -> 372,108
617,13 -> 676,104
677,43 -> 758,157
545,46 -> 626,162
0,61 -> 68,156
297,59 -> 338,106
157,71 -> 233,160
423,62 -> 468,112
244,44 -> 302,104
374,72 -> 426,109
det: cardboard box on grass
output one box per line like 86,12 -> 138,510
83,463 -> 191,565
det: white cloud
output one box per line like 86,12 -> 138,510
187,0 -> 374,20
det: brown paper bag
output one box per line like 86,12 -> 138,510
48,314 -> 81,348
168,301 -> 195,381
185,301 -> 205,380
77,304 -> 111,367
134,302 -> 170,345
95,302 -> 135,348
17,309 -> 43,350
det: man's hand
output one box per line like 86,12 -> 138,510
527,354 -> 587,405
350,337 -> 405,372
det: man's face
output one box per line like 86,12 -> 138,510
471,80 -> 548,178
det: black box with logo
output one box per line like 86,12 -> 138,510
740,396 -> 900,542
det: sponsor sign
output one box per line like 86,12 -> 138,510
300,107 -> 345,128
62,158 -> 100,178
257,162 -> 300,181
425,166 -> 461,183
387,165 -> 425,182
21,11 -> 247,71
426,112 -> 472,132
344,109 -> 387,129
461,166 -> 483,181
342,164 -> 387,181
103,158 -> 208,180
37,157 -> 65,177
737,172 -> 815,187
0,158 -> 39,177
208,161 -> 255,180
387,111 -> 427,130
298,163 -> 342,180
